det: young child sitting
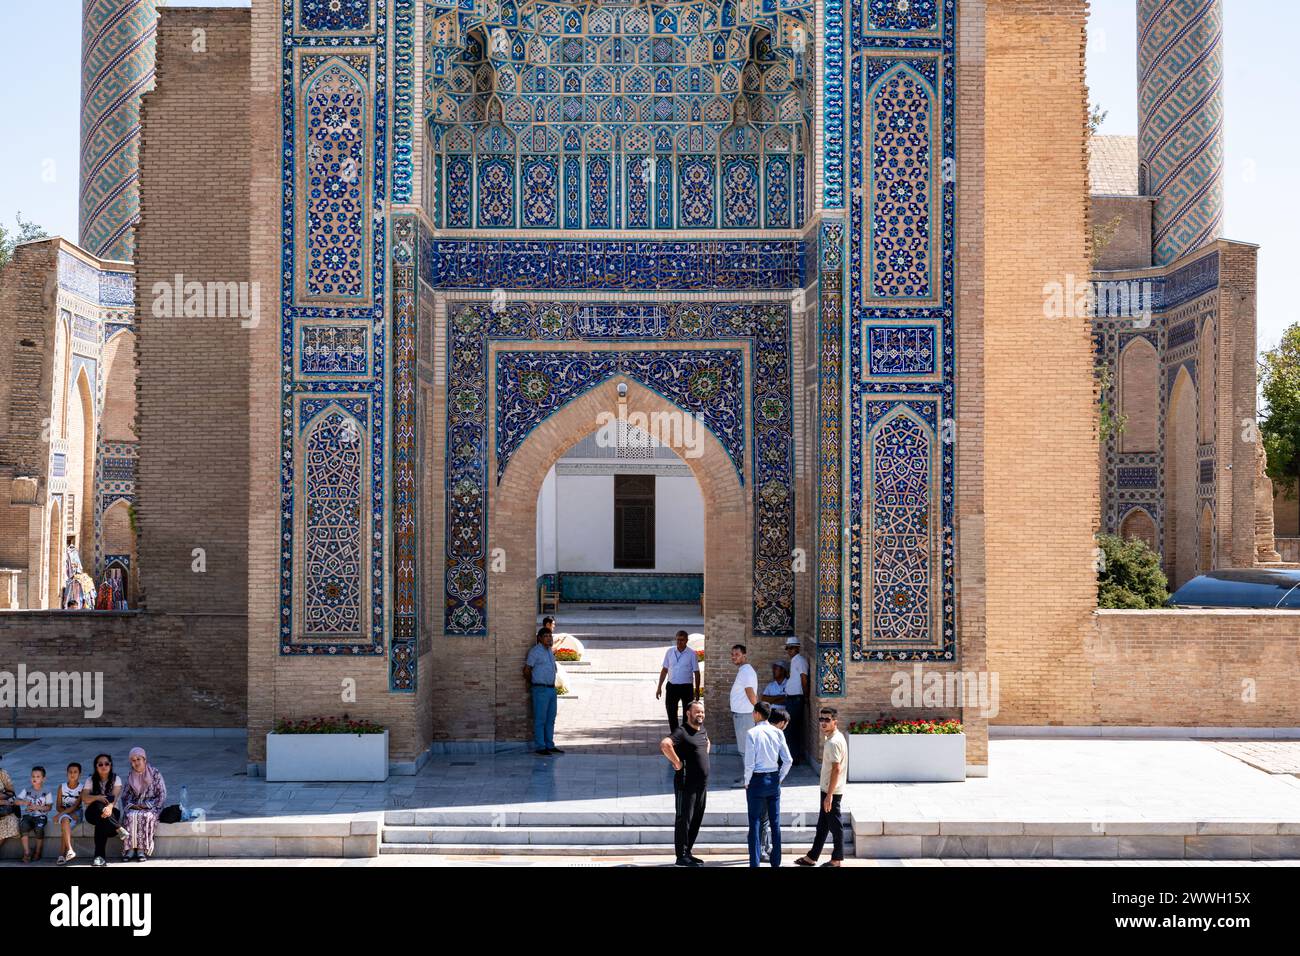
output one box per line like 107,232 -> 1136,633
54,762 -> 85,865
16,766 -> 52,863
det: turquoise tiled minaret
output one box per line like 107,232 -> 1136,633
1138,0 -> 1224,266
80,0 -> 163,262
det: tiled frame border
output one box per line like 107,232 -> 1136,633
843,0 -> 958,662
440,299 -> 797,640
279,0 -> 393,662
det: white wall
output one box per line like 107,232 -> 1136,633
556,474 -> 615,570
536,466 -> 558,577
537,471 -> 705,574
654,475 -> 704,572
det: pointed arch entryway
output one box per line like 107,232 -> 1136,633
491,376 -> 750,745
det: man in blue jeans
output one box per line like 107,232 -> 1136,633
523,627 -> 563,755
743,701 -> 792,867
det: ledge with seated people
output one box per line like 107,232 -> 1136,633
0,747 -> 169,865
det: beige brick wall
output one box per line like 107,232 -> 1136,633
984,0 -> 1101,726
1219,242 -> 1262,568
0,241 -> 61,604
135,9 -> 251,617
1090,195 -> 1153,271
0,612 -> 245,727
1088,611 -> 1300,726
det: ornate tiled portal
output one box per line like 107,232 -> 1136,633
277,0 -> 960,698
441,301 -> 794,640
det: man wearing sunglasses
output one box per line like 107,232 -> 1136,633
795,707 -> 847,867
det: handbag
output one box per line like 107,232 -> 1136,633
159,805 -> 182,824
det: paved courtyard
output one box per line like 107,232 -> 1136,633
0,733 -> 1295,832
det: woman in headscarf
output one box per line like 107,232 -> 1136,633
120,747 -> 166,861
0,752 -> 20,849
82,752 -> 128,866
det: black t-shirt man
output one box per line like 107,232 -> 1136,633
669,723 -> 710,791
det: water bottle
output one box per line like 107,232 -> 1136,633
180,785 -> 189,821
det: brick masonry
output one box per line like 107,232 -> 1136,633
983,0 -> 1102,728
0,611 -> 244,728
134,8 -> 251,618
1086,611 -> 1300,726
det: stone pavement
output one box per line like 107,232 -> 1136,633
545,602 -> 703,629
555,638 -> 698,753
36,855 -> 1298,868
1211,741 -> 1300,776
0,733 -> 1297,862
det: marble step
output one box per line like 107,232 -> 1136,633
379,841 -> 847,857
384,810 -> 824,827
382,824 -> 852,846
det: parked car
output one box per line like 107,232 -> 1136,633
1167,569 -> 1300,609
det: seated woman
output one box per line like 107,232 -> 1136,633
0,755 -> 19,854
120,747 -> 166,862
82,753 -> 129,867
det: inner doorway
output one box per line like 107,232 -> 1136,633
535,424 -> 706,752
490,376 -> 752,751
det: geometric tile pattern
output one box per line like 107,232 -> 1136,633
281,0 -> 391,662
846,0 -> 956,662
419,237 -> 809,291
423,0 -> 813,231
443,300 -> 795,639
494,348 -> 747,481
865,59 -> 937,302
866,398 -> 939,649
817,218 -> 845,694
1138,0 -> 1224,266
270,0 -> 974,694
80,0 -> 161,261
300,405 -> 366,637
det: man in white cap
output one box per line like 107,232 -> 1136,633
782,637 -> 810,764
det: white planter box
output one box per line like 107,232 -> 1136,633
266,730 -> 389,782
847,733 -> 966,782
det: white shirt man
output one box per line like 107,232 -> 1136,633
656,631 -> 701,732
782,637 -> 811,764
729,645 -> 758,783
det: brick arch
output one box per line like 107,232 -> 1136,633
46,497 -> 62,609
1198,503 -> 1214,574
101,330 -> 136,442
1118,336 -> 1158,453
1165,367 -> 1198,587
66,366 -> 96,554
491,376 -> 750,745
1198,318 -> 1215,445
1119,507 -> 1157,553
101,498 -> 136,601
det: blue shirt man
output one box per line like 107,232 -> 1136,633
523,628 -> 562,756
743,702 -> 792,868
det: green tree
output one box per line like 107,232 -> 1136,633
1260,323 -> 1300,499
1088,103 -> 1108,140
1096,363 -> 1127,443
0,212 -> 51,269
1097,532 -> 1170,609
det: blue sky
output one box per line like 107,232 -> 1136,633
0,0 -> 1294,350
